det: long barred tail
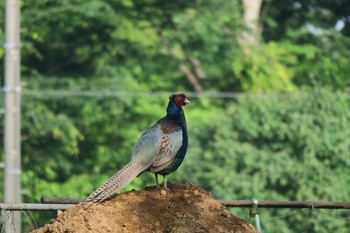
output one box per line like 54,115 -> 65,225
87,161 -> 145,202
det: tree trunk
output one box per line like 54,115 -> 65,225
239,0 -> 263,46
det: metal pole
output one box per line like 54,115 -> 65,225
3,0 -> 21,232
219,200 -> 350,209
248,199 -> 262,232
0,203 -> 75,211
41,197 -> 87,204
40,197 -> 350,209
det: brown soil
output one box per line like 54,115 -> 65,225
31,183 -> 258,233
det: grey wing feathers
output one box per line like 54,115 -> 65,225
130,123 -> 183,173
150,129 -> 183,172
131,125 -> 162,165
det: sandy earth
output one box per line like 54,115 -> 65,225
31,183 -> 258,233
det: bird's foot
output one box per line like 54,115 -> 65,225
161,175 -> 170,190
162,186 -> 170,191
162,181 -> 169,190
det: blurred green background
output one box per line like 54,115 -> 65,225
1,0 -> 350,232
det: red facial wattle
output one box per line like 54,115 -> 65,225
174,94 -> 190,108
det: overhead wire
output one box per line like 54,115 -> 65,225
20,90 -> 243,98
0,89 -> 310,99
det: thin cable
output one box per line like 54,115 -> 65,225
313,209 -> 350,220
17,90 -> 308,99
21,90 -> 243,98
259,208 -> 310,221
16,202 -> 38,230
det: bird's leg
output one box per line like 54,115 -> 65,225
162,175 -> 169,190
155,173 -> 160,188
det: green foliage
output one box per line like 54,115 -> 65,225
291,32 -> 350,89
261,0 -> 350,90
18,0 -> 241,92
233,42 -> 297,93
178,89 -> 350,232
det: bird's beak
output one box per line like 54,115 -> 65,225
184,98 -> 190,104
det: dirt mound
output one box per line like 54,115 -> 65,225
31,183 -> 258,233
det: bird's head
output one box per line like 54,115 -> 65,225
166,94 -> 190,115
170,94 -> 190,108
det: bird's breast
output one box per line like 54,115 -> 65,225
160,124 -> 181,134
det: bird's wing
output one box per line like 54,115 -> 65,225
149,124 -> 183,173
130,123 -> 183,173
130,124 -> 163,166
